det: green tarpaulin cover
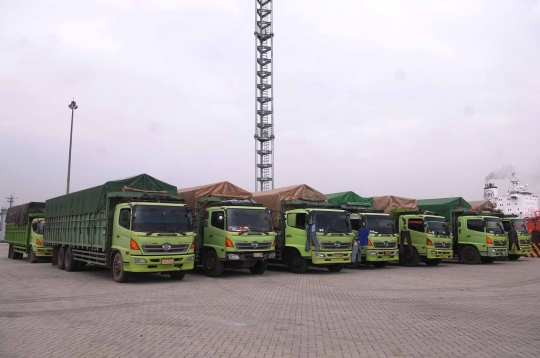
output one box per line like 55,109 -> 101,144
326,192 -> 373,206
417,197 -> 471,221
6,202 -> 45,226
46,174 -> 178,217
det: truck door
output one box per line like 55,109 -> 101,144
116,208 -> 132,251
207,211 -> 225,253
407,218 -> 425,250
465,218 -> 485,250
286,213 -> 308,253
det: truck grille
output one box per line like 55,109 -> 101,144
493,240 -> 506,246
373,241 -> 397,249
321,242 -> 352,250
142,244 -> 189,253
520,239 -> 531,245
434,242 -> 452,249
235,242 -> 272,250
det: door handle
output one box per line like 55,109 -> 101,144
467,235 -> 471,238
116,235 -> 119,238
209,235 -> 213,238
286,235 -> 292,237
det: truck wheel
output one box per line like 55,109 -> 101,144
28,247 -> 37,263
288,250 -> 308,274
58,247 -> 66,270
64,247 -> 78,272
425,259 -> 442,266
204,250 -> 224,277
169,271 -> 186,280
460,246 -> 480,264
371,261 -> 388,268
344,262 -> 361,269
249,260 -> 267,274
8,244 -> 14,259
112,252 -> 129,283
481,257 -> 495,264
327,264 -> 344,272
401,247 -> 420,267
508,254 -> 521,261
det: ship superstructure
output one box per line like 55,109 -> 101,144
484,173 -> 538,218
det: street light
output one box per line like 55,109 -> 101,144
66,100 -> 78,194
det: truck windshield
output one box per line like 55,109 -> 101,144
425,217 -> 449,236
132,205 -> 191,233
314,211 -> 351,233
226,209 -> 272,232
512,219 -> 529,235
365,215 -> 394,234
485,218 -> 504,234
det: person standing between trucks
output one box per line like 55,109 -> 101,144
352,223 -> 369,263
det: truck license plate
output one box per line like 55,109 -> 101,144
161,259 -> 174,265
334,253 -> 343,258
253,253 -> 263,258
442,255 -> 448,258
384,251 -> 391,256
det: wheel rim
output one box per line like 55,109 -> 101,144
403,251 -> 412,261
207,257 -> 215,270
465,250 -> 474,261
113,255 -> 122,277
291,256 -> 300,268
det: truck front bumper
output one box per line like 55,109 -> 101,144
126,254 -> 195,273
364,249 -> 399,262
34,246 -> 53,257
426,249 -> 453,259
484,248 -> 507,258
509,246 -> 531,255
311,251 -> 351,265
225,251 -> 276,261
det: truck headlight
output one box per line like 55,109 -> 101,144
369,252 -> 377,255
316,253 -> 325,258
491,249 -> 496,253
268,252 -> 276,259
133,258 -> 147,264
185,256 -> 194,262
228,254 -> 240,260
431,251 -> 437,255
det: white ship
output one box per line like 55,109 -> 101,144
484,173 -> 538,218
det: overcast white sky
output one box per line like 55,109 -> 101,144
1,0 -> 540,207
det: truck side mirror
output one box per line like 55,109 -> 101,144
202,220 -> 208,228
203,211 -> 209,220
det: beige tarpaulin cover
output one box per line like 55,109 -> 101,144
373,196 -> 418,213
252,184 -> 327,228
177,181 -> 251,212
469,200 -> 495,211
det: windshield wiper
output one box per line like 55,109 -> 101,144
238,229 -> 250,235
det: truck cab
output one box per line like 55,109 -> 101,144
280,207 -> 354,274
453,215 -> 507,264
395,213 -> 453,267
29,217 -> 52,261
196,201 -> 276,277
110,201 -> 196,281
501,217 -> 532,260
348,212 -> 399,268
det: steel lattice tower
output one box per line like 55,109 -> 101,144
254,0 -> 274,191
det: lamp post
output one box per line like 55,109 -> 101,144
66,100 -> 78,194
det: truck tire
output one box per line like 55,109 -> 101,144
169,271 -> 186,280
288,250 -> 308,274
8,244 -> 13,259
327,264 -> 344,272
371,261 -> 388,268
400,247 -> 420,267
112,252 -> 129,283
28,247 -> 37,263
58,247 -> 66,270
425,259 -> 442,266
204,250 -> 224,277
481,257 -> 495,264
344,262 -> 361,269
64,247 -> 77,272
460,246 -> 480,265
507,254 -> 521,261
249,260 -> 267,274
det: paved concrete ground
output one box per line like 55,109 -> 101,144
1,243 -> 540,358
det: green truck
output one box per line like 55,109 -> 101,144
177,181 -> 276,277
252,185 -> 354,274
391,210 -> 454,266
5,202 -> 51,262
326,192 -> 399,268
44,174 -> 196,283
418,198 -> 507,264
499,216 -> 531,260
